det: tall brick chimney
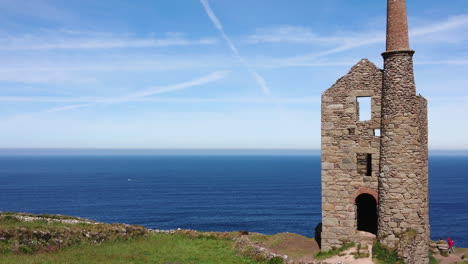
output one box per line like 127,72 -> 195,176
386,0 -> 410,51
379,0 -> 430,263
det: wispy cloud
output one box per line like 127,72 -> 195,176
416,59 -> 468,65
44,104 -> 92,113
0,53 -> 234,84
411,15 -> 468,37
36,71 -> 230,113
252,59 -> 357,69
200,0 -> 271,95
245,26 -> 349,45
0,30 -> 217,50
100,71 -> 229,104
246,15 -> 468,64
251,57 -> 468,69
0,96 -> 319,104
0,0 -> 74,23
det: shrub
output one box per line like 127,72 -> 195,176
267,256 -> 284,264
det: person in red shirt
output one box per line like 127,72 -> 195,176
447,237 -> 456,253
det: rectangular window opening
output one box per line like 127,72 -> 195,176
374,129 -> 381,137
366,154 -> 372,176
357,153 -> 372,176
357,97 -> 372,121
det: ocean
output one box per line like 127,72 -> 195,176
0,154 -> 466,247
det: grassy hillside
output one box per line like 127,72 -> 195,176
0,233 -> 266,264
0,212 -> 147,254
0,212 -> 274,264
2,212 -> 466,264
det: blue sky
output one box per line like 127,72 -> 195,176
0,0 -> 467,150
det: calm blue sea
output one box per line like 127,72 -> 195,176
0,155 -> 466,247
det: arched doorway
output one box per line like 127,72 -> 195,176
356,193 -> 377,234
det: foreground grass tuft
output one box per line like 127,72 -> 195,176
0,233 -> 266,264
372,241 -> 403,264
267,256 -> 284,264
429,254 -> 439,264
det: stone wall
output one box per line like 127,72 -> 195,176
378,51 -> 430,264
321,59 -> 382,251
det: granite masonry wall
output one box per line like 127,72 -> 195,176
321,59 -> 382,251
321,54 -> 429,264
378,51 -> 430,264
321,1 -> 429,262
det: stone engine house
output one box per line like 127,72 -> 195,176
320,0 -> 430,263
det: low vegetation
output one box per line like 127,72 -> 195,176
429,254 -> 439,264
0,213 -> 147,254
0,233 -> 267,264
0,213 -> 276,264
351,243 -> 370,259
5,212 -> 459,264
372,241 -> 403,264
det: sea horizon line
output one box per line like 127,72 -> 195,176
0,148 -> 467,156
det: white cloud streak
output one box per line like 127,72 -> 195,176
247,15 -> 468,63
0,96 -> 319,104
100,71 -> 229,104
36,71 -> 230,113
44,104 -> 92,113
416,59 -> 468,65
0,0 -> 74,24
199,1 -> 223,31
411,15 -> 468,37
0,54 -> 234,84
245,26 -> 350,45
200,0 -> 271,95
0,31 -> 217,51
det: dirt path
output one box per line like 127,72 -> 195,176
322,245 -> 375,264
434,251 -> 466,264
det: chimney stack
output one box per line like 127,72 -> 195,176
378,1 -> 430,263
386,0 -> 410,52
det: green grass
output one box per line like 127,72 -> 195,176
0,214 -> 147,254
266,257 -> 284,264
314,242 -> 355,260
0,233 -> 267,264
351,243 -> 370,259
372,241 -> 403,264
429,254 -> 438,264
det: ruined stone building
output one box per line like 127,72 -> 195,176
320,0 -> 429,263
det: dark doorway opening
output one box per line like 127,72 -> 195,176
356,193 -> 377,234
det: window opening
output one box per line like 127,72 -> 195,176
357,153 -> 372,176
374,129 -> 381,137
357,97 -> 372,121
